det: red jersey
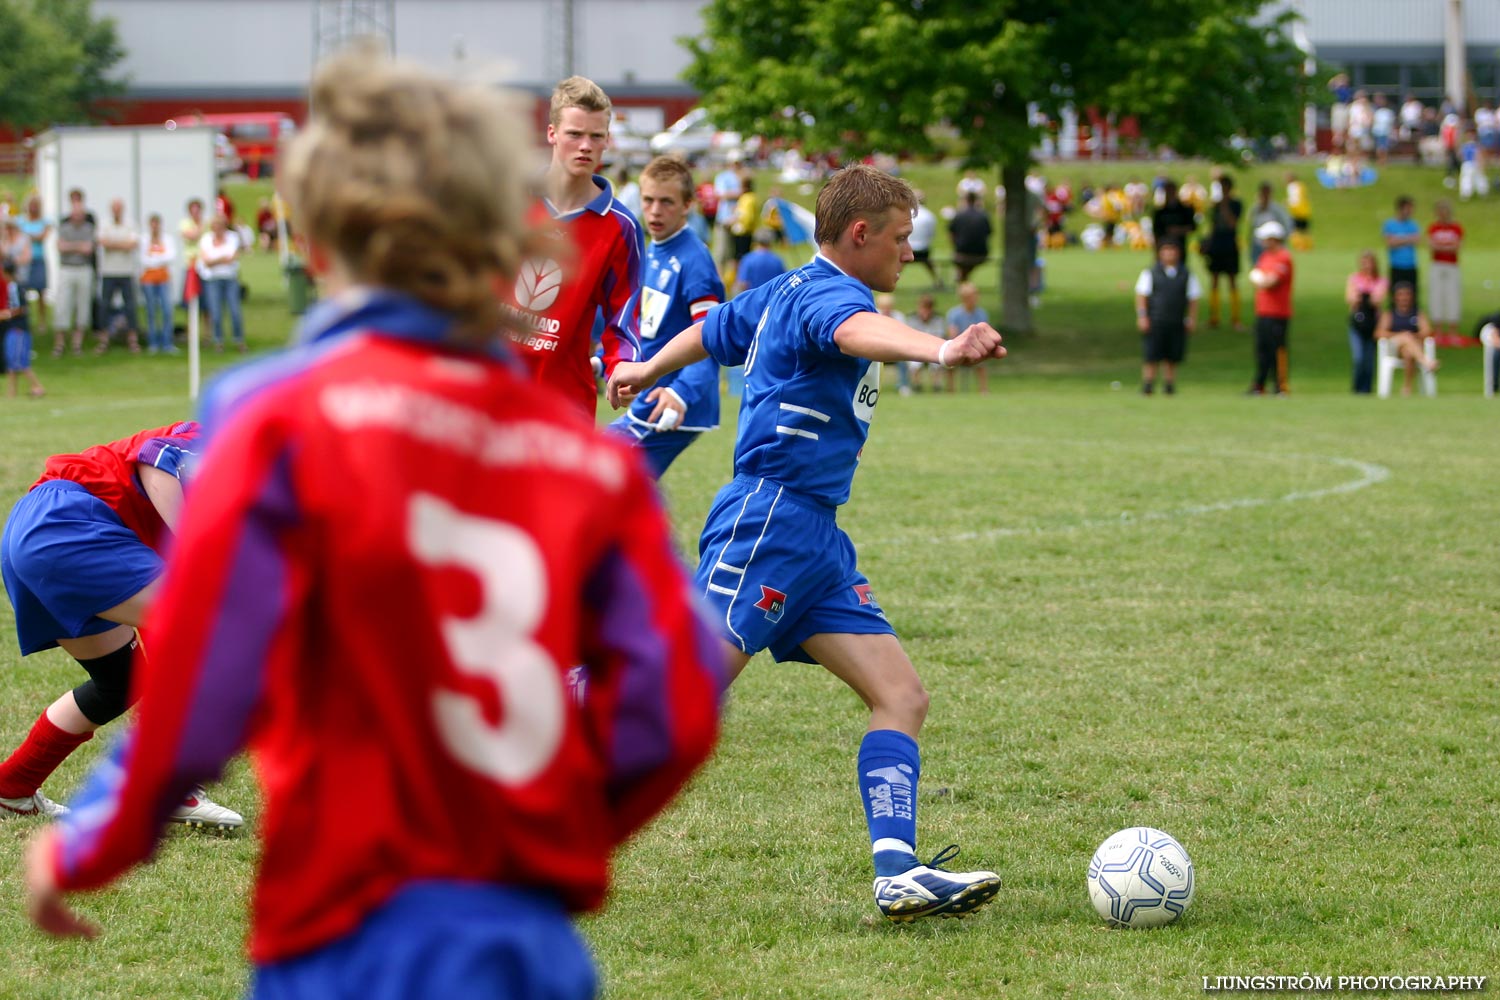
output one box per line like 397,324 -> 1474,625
501,176 -> 643,417
1428,221 -> 1463,264
1254,248 -> 1294,319
49,292 -> 722,963
33,422 -> 200,552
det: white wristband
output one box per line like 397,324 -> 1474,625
938,339 -> 954,369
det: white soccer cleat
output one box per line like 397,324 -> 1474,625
873,845 -> 1001,922
170,786 -> 244,831
0,790 -> 70,819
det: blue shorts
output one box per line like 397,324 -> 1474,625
696,475 -> 894,663
605,414 -> 700,479
6,325 -> 32,371
1,481 -> 162,655
250,881 -> 595,1000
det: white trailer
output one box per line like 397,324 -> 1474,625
33,125 -> 218,396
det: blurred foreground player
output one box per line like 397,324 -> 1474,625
0,421 -> 241,829
610,165 -> 1005,922
24,48 -> 722,1000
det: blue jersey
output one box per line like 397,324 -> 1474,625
628,226 -> 725,432
701,255 -> 879,507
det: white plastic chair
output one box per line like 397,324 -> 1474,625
1375,336 -> 1436,398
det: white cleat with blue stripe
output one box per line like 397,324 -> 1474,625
874,845 -> 1002,922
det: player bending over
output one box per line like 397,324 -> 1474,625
610,164 -> 1006,922
0,422 -> 241,829
24,49 -> 722,999
606,156 -> 726,477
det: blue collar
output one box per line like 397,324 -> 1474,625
295,287 -> 511,362
544,175 -> 615,220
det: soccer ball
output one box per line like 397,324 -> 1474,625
1248,267 -> 1270,288
1087,826 -> 1195,928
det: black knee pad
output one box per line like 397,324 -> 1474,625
72,638 -> 138,726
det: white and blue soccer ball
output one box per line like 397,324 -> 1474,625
1087,826 -> 1195,928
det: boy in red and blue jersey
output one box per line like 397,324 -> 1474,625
24,54 -> 721,1000
607,156 -> 725,477
610,165 -> 1007,923
501,75 -> 643,418
0,421 -> 241,828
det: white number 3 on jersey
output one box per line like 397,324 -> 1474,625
409,492 -> 564,786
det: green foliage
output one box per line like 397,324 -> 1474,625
686,0 -> 1314,333
0,0 -> 126,131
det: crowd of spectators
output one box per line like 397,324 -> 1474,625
0,186 -> 262,396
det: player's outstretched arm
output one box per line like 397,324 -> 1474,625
606,321 -> 709,409
833,310 -> 1005,368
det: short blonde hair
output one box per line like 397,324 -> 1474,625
640,156 -> 694,202
550,75 -> 611,125
814,165 -> 917,246
281,46 -> 532,341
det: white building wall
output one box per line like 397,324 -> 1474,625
1295,0 -> 1500,46
95,0 -> 704,94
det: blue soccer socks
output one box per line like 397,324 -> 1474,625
858,729 -> 922,877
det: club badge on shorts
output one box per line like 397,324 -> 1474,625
755,585 -> 787,622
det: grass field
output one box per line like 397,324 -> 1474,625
1,162 -> 1497,998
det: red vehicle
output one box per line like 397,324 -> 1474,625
166,112 -> 298,178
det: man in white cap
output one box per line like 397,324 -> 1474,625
1247,221 -> 1293,395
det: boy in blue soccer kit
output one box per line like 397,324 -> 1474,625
610,164 -> 1008,921
608,157 -> 725,477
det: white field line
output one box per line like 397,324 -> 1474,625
916,454 -> 1391,545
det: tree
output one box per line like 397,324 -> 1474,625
684,0 -> 1311,334
0,0 -> 126,133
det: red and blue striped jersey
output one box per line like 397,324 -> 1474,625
502,175 -> 643,417
33,421 -> 200,552
47,291 -> 723,963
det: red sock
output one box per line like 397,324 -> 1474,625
0,710 -> 93,799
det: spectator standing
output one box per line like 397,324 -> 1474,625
52,189 -> 96,359
1344,250 -> 1386,394
614,164 -> 641,219
730,175 -> 759,266
96,199 -> 141,355
1458,131 -> 1489,201
1328,73 -> 1353,149
1346,90 -> 1373,172
1426,199 -> 1464,341
17,196 -> 50,336
198,214 -> 245,352
712,154 -> 744,268
1382,195 -> 1421,308
947,192 -> 991,284
178,197 -> 207,312
1203,176 -> 1243,331
1134,240 -> 1200,395
908,189 -> 942,289
1475,101 -> 1498,168
1399,94 -> 1425,145
1247,221 -> 1293,395
1150,179 -> 1196,248
945,281 -> 990,394
1247,182 -> 1292,266
956,169 -> 986,207
3,260 -> 44,397
1371,93 -> 1396,166
1286,172 -> 1313,250
734,228 -> 786,295
139,214 -> 178,355
1376,282 -> 1441,395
